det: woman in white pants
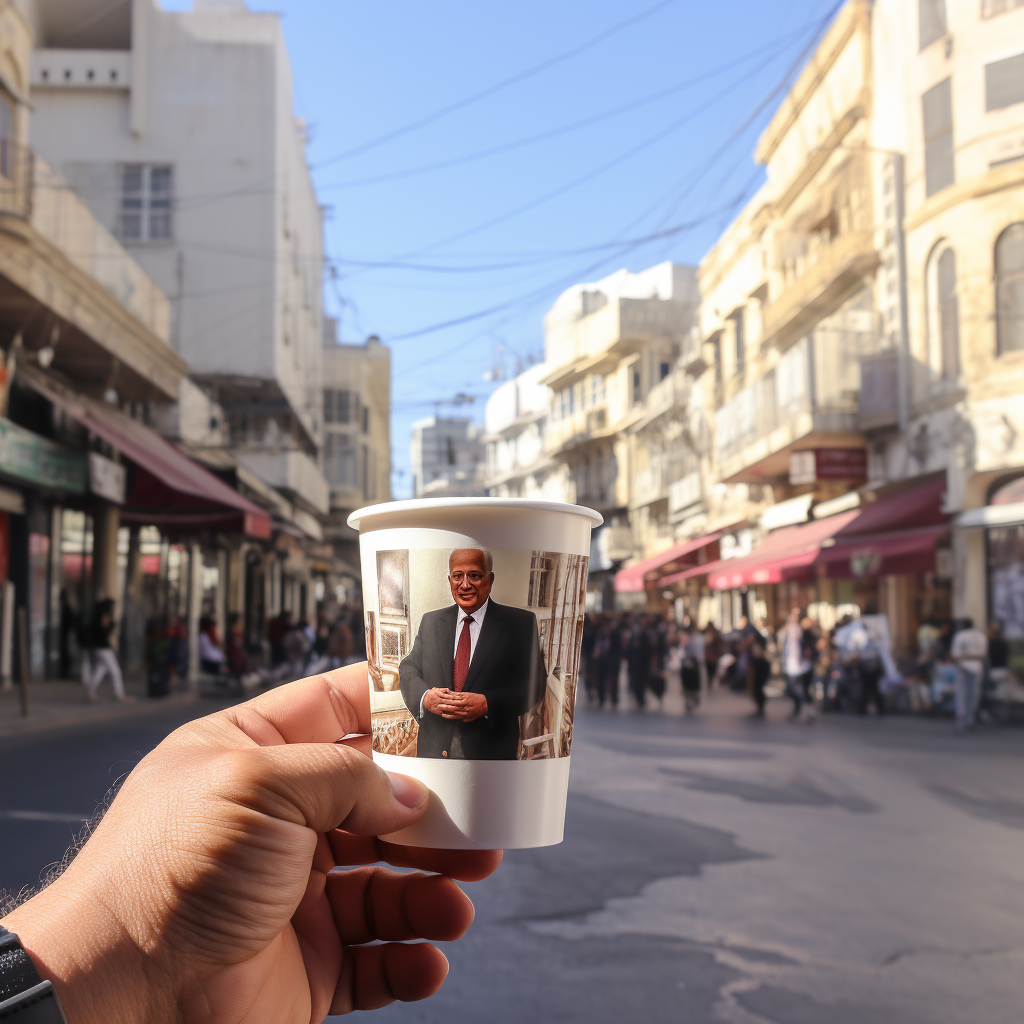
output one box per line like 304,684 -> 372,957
83,598 -> 130,702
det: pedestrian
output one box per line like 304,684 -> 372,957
624,614 -> 652,709
780,608 -> 813,719
679,629 -> 702,713
1,663 -> 499,1022
646,614 -> 668,705
267,609 -> 292,667
82,598 -> 131,703
199,615 -> 229,676
703,623 -> 725,689
748,639 -> 772,718
950,617 -> 988,731
592,614 -> 619,708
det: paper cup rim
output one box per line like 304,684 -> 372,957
347,497 -> 604,531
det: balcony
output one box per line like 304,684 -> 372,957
762,152 -> 878,351
544,297 -> 692,388
236,448 -> 329,515
545,404 -> 611,454
858,349 -> 899,430
0,145 -> 182,401
669,471 -> 703,516
715,325 -> 876,484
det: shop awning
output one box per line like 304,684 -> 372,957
694,511 -> 861,590
22,368 -> 272,539
812,523 -> 948,578
614,530 -> 724,593
838,474 -> 948,536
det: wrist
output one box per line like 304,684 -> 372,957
2,876 -> 174,1024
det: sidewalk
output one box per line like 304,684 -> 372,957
0,677 -> 200,738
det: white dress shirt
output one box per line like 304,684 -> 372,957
419,598 -> 491,718
453,597 -> 489,665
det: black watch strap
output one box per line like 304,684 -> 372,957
0,927 -> 68,1023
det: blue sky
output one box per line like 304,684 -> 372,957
168,0 -> 840,497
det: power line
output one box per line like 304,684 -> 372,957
316,26 -> 809,192
337,39 -> 795,283
313,0 -> 676,168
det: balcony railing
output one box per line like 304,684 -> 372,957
668,471 -> 703,515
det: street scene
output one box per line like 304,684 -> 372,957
2,0 -> 1024,1021
4,680 -> 1023,1024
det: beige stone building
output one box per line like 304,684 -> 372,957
616,0 -> 1024,665
321,327 -> 391,596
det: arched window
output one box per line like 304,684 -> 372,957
996,223 -> 1024,355
925,241 -> 959,379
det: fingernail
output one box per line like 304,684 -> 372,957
388,772 -> 427,809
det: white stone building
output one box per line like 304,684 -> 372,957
25,0 -> 328,520
410,416 -> 485,498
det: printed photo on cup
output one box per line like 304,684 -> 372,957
365,546 -> 588,761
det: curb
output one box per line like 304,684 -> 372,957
0,691 -> 202,740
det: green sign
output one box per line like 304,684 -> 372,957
0,418 -> 87,493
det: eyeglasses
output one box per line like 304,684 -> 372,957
450,571 -> 487,583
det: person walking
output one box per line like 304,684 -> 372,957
950,617 -> 988,731
680,629 -> 702,713
703,623 -> 725,689
780,609 -> 810,719
82,598 -> 131,703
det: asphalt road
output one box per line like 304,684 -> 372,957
3,689 -> 1024,1024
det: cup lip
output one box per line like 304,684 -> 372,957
348,497 -> 604,531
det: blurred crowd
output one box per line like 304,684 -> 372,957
580,608 -> 1019,730
142,602 -> 368,696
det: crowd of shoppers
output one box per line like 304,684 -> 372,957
579,605 -> 1017,729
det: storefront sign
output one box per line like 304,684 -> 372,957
89,451 -> 127,504
0,418 -> 87,494
790,448 -> 867,486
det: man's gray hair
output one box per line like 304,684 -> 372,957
449,547 -> 493,573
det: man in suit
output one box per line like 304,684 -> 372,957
399,548 -> 546,759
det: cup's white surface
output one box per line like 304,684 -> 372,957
348,498 -> 602,849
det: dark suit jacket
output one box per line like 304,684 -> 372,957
399,600 -> 547,759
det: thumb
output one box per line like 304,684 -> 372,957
227,743 -> 427,836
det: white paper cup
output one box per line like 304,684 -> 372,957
347,497 -> 602,849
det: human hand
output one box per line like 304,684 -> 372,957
437,692 -> 488,722
2,663 -> 502,1024
422,686 -> 451,715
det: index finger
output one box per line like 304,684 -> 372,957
327,830 -> 503,882
217,662 -> 372,745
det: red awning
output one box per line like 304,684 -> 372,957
814,523 -> 949,578
614,531 -> 724,593
837,475 -> 948,536
23,368 -> 272,539
701,511 -> 860,591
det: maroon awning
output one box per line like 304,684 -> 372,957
813,523 -> 948,578
614,530 -> 724,593
22,368 -> 271,539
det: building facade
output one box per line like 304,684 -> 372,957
613,0 -> 1024,670
26,0 -> 328,523
410,416 -> 485,498
322,326 -> 392,599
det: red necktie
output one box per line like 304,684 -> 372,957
453,615 -> 474,691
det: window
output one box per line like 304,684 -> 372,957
323,389 -> 351,425
986,53 -> 1024,111
660,361 -> 671,381
324,432 -> 356,487
996,222 -> 1024,354
922,79 -> 954,197
925,242 -> 960,379
730,308 -> 746,375
631,361 -> 642,406
361,405 -> 369,434
919,0 -> 946,49
592,373 -> 606,405
120,164 -> 173,241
